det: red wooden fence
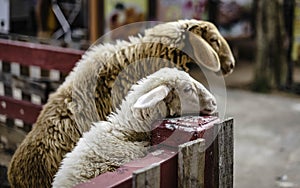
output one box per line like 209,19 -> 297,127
0,39 -> 84,125
75,116 -> 233,188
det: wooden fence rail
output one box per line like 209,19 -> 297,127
0,38 -> 83,73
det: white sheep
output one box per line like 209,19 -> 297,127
52,67 -> 217,188
8,19 -> 233,188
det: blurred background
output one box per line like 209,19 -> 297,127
0,0 -> 300,187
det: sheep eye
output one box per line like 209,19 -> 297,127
210,37 -> 220,48
183,86 -> 193,93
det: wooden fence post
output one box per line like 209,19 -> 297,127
215,118 -> 234,188
178,138 -> 206,188
132,163 -> 161,188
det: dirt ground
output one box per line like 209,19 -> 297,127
224,60 -> 300,188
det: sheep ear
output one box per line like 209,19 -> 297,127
133,85 -> 170,109
188,32 -> 221,72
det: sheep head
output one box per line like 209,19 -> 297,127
184,20 -> 235,76
144,20 -> 235,76
133,68 -> 217,119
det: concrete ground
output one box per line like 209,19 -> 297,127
227,89 -> 300,188
223,61 -> 300,188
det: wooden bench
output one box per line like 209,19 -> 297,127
0,39 -> 233,188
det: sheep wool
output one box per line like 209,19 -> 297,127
52,67 -> 217,188
8,19 -> 234,188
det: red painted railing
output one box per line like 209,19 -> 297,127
0,39 -> 84,124
0,39 -> 83,74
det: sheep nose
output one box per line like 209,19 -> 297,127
209,98 -> 217,112
200,97 -> 217,115
206,96 -> 216,107
222,62 -> 234,75
210,98 -> 217,106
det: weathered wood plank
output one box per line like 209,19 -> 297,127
178,138 -> 206,188
215,118 -> 234,188
0,39 -> 83,73
132,163 -> 160,188
151,116 -> 220,148
0,95 -> 42,124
